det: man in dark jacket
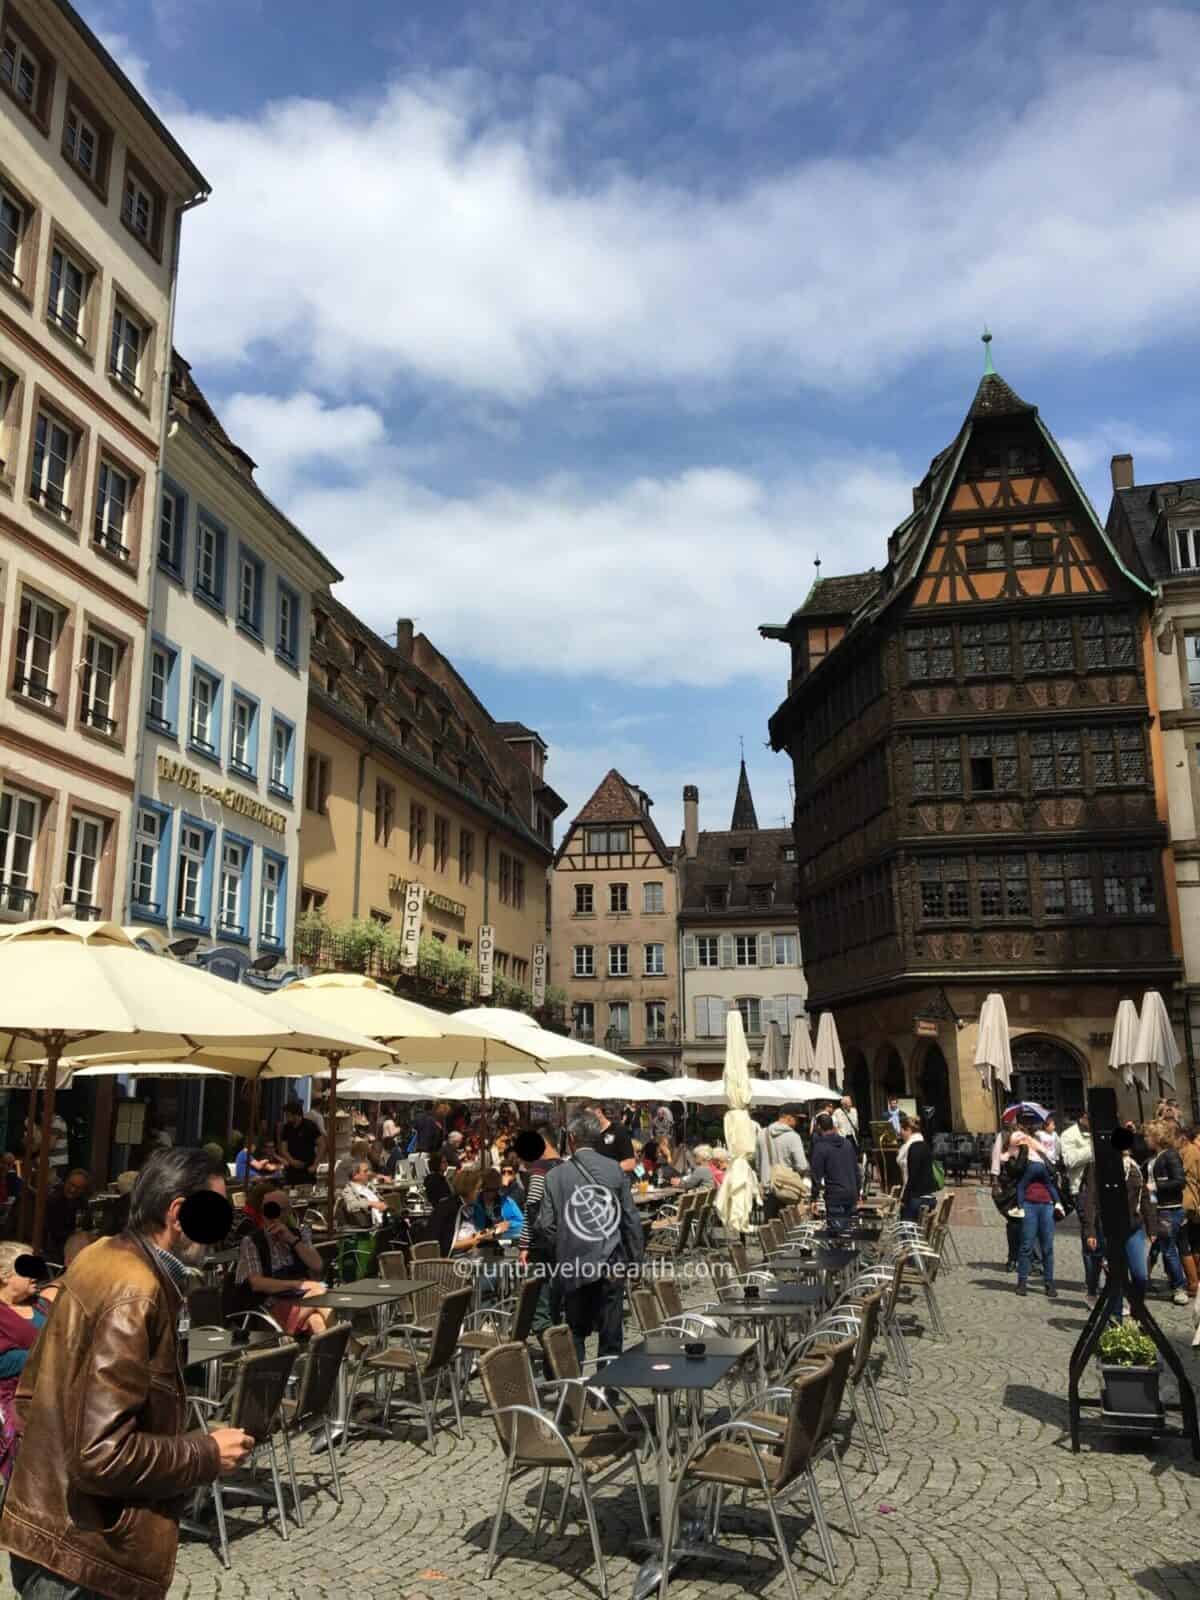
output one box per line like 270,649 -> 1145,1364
533,1108 -> 644,1364
809,1114 -> 859,1235
0,1148 -> 252,1600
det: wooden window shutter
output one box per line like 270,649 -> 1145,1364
682,934 -> 697,969
757,931 -> 773,967
719,934 -> 734,969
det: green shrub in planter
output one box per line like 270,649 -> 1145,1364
1097,1321 -> 1157,1368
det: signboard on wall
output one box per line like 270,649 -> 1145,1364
531,942 -> 547,1006
914,1018 -> 939,1039
478,925 -> 495,997
399,883 -> 426,969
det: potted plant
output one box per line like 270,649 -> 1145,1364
1097,1320 -> 1161,1418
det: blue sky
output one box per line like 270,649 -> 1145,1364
95,0 -> 1200,841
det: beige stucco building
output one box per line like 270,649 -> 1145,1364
0,0 -> 206,923
551,770 -> 681,1074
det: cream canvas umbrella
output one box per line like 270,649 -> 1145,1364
0,921 -> 394,1246
1109,998 -> 1145,1093
748,1076 -> 833,1105
1134,990 -> 1181,1097
787,1018 -> 818,1082
653,1076 -> 726,1105
974,993 -> 1014,1096
715,1009 -> 760,1234
759,1019 -> 786,1080
814,1012 -> 846,1092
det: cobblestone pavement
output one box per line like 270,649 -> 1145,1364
4,1192 -> 1200,1600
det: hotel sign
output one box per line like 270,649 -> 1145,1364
478,925 -> 495,997
531,942 -> 547,1006
399,883 -> 425,969
386,876 -> 466,920
156,755 -> 287,834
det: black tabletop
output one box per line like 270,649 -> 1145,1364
184,1329 -> 274,1366
304,1284 -> 419,1311
812,1229 -> 882,1244
601,1333 -> 756,1393
329,1276 -> 422,1297
724,1282 -> 823,1309
770,1248 -> 857,1272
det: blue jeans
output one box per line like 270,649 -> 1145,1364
825,1199 -> 855,1235
1152,1206 -> 1187,1291
11,1558 -> 106,1599
901,1194 -> 936,1224
1018,1202 -> 1055,1287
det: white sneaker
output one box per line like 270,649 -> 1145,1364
1173,1289 -> 1190,1306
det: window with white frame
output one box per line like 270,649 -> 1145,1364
609,882 -> 629,913
1,27 -> 38,109
64,104 -> 100,181
80,628 -> 119,735
1175,528 -> 1200,574
131,806 -> 162,911
94,459 -> 133,559
121,171 -> 155,243
218,839 -> 247,933
237,551 -> 262,633
644,942 -> 665,975
47,245 -> 89,343
230,695 -> 255,774
269,718 -> 293,796
147,643 -> 173,733
645,1000 -> 667,1041
176,823 -> 207,922
1185,632 -> 1200,710
697,934 -> 719,968
572,1001 -> 595,1040
694,995 -> 726,1037
109,302 -> 143,392
735,997 -> 762,1036
159,488 -> 184,572
277,585 -> 299,662
189,671 -> 218,754
260,855 -> 282,945
15,592 -> 60,706
734,934 -> 758,967
30,410 -> 76,519
0,787 -> 40,914
65,812 -> 103,913
607,1002 -> 630,1043
643,881 -> 664,914
608,943 -> 629,976
773,932 -> 798,966
0,184 -> 26,285
575,883 -> 593,914
573,944 -> 594,977
0,362 -> 14,474
196,519 -> 223,604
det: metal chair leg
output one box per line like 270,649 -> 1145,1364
324,1419 -> 343,1503
281,1427 -> 304,1528
211,1480 -> 231,1570
447,1365 -> 465,1439
849,1388 -> 879,1474
533,1466 -> 552,1541
805,1468 -> 838,1582
486,1453 -> 514,1577
577,1470 -> 609,1600
829,1444 -> 861,1537
630,1450 -> 652,1539
764,1490 -> 801,1600
266,1437 -> 290,1542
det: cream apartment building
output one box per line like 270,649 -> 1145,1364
128,356 -> 340,968
551,770 -> 682,1074
0,0 -> 207,922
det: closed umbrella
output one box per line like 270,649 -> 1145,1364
787,1019 -> 818,1082
974,993 -> 1013,1096
814,1012 -> 845,1091
1108,998 -> 1144,1093
1134,990 -> 1181,1096
748,1077 -> 833,1105
759,1019 -> 786,1080
715,1010 -> 760,1234
0,920 -> 394,1247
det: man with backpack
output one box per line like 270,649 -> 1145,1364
531,1108 -> 644,1365
756,1105 -> 810,1221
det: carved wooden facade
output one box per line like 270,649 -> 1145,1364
766,370 -> 1178,1014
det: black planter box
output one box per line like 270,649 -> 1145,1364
1100,1362 -> 1163,1429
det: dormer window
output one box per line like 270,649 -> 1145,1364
1173,527 -> 1200,574
728,847 -> 748,865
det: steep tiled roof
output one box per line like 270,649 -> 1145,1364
678,826 -> 798,920
967,371 -> 1036,418
1111,479 -> 1200,584
730,760 -> 759,830
569,770 -> 672,860
798,572 -> 881,617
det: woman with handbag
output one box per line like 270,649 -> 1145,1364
1011,1129 -> 1065,1298
991,1128 -> 1024,1272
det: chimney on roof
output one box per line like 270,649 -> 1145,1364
394,618 -> 413,658
683,785 -> 699,859
1110,454 -> 1134,492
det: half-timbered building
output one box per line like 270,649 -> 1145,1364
762,355 -> 1179,1131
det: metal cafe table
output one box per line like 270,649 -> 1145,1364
768,1246 -> 858,1299
184,1327 -> 276,1401
706,1281 -> 823,1375
600,1330 -> 756,1600
301,1280 -> 421,1443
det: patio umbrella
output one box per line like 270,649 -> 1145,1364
0,921 -> 394,1247
1108,998 -> 1145,1094
814,1012 -> 845,1091
748,1077 -> 835,1106
653,1076 -> 726,1105
715,1009 -> 760,1234
974,993 -> 1013,1096
787,1018 -> 819,1082
759,1019 -> 786,1080
1134,990 -> 1181,1097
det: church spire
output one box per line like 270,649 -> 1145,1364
731,756 -> 759,831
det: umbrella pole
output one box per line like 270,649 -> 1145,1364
326,1055 -> 342,1233
248,1076 -> 261,1152
32,1038 -> 63,1252
1135,1083 -> 1145,1125
18,1063 -> 41,1242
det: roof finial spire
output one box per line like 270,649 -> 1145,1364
814,555 -> 822,576
981,326 -> 995,376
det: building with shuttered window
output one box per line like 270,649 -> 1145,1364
677,766 -> 806,1078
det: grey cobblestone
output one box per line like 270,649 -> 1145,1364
2,1202 -> 1199,1598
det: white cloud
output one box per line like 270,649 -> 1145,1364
1058,422 -> 1174,479
170,14 -> 1200,399
221,392 -> 387,485
268,440 -> 907,686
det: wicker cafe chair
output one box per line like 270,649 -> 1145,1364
794,1289 -> 890,1469
667,1358 -> 834,1600
396,1256 -> 462,1337
539,1323 -> 654,1441
458,1274 -> 543,1397
479,1341 -> 650,1600
189,1343 -> 300,1570
349,1285 -> 471,1453
278,1322 -> 353,1523
409,1238 -> 441,1264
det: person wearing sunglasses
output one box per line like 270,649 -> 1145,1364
498,1160 -> 526,1209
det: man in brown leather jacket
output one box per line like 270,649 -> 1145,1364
0,1148 -> 252,1600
